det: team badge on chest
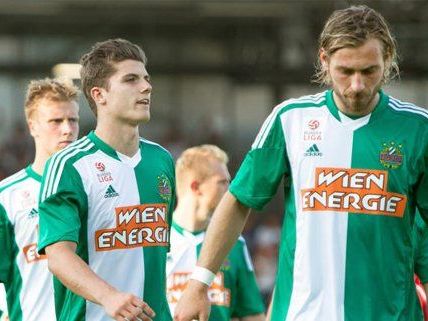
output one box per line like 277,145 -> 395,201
379,142 -> 403,169
158,174 -> 172,201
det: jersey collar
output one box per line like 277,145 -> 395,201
26,165 -> 42,182
87,131 -> 121,161
325,89 -> 389,123
172,220 -> 205,237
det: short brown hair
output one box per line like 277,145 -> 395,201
314,5 -> 399,85
25,78 -> 79,120
80,38 -> 147,115
176,145 -> 229,196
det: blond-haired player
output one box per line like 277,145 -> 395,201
0,78 -> 79,321
167,145 -> 264,321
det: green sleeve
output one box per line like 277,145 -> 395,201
414,212 -> 428,283
416,141 -> 428,220
230,110 -> 289,211
38,158 -> 87,254
231,240 -> 265,317
0,204 -> 13,283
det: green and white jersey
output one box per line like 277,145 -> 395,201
230,90 -> 428,321
0,284 -> 8,319
38,131 -> 176,321
414,212 -> 428,284
166,222 -> 264,321
0,166 -> 55,321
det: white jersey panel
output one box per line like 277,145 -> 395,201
73,151 -> 145,321
0,284 -> 6,315
166,228 -> 200,315
0,173 -> 55,321
282,106 -> 355,321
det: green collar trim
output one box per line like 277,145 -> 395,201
87,131 -> 120,161
326,89 -> 388,122
172,220 -> 205,236
25,165 -> 42,182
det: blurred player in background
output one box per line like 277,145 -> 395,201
167,145 -> 265,321
0,78 -> 79,321
175,5 -> 428,321
37,38 -> 176,321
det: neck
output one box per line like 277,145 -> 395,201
173,196 -> 210,232
95,117 -> 140,157
32,147 -> 50,176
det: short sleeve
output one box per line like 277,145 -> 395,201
416,142 -> 428,220
230,110 -> 290,210
0,204 -> 13,283
38,158 -> 87,254
231,240 -> 265,317
415,212 -> 428,283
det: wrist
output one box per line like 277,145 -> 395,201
190,266 -> 216,287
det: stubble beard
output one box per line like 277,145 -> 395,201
334,85 -> 381,116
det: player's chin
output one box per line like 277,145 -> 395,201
57,141 -> 72,149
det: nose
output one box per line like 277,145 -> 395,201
350,73 -> 365,93
140,78 -> 152,93
61,120 -> 74,136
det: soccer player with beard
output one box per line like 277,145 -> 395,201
174,5 -> 428,321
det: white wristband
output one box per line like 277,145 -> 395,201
190,266 -> 216,286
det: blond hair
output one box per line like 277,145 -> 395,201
176,145 -> 229,195
24,78 -> 79,120
314,5 -> 399,85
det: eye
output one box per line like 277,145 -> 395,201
362,68 -> 376,75
126,76 -> 136,82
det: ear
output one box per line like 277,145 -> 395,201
190,180 -> 201,194
319,48 -> 329,68
27,118 -> 37,138
90,87 -> 107,106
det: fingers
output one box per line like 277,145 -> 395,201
132,299 -> 155,318
112,296 -> 155,321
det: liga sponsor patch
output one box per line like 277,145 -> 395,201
95,204 -> 169,251
167,272 -> 231,306
301,167 -> 407,217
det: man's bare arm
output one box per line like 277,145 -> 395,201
174,191 -> 251,321
46,241 -> 154,321
241,313 -> 265,321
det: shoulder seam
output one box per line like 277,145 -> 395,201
252,91 -> 327,149
0,169 -> 29,192
139,138 -> 170,154
388,98 -> 428,119
41,137 -> 94,201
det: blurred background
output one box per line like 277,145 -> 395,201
1,0 -> 428,305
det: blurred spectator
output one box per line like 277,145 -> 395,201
0,122 -> 34,180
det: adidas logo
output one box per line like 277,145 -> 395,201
104,185 -> 119,198
304,144 -> 323,157
28,208 -> 38,219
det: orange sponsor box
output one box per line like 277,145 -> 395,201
167,272 -> 230,306
301,168 -> 407,217
23,243 -> 46,263
95,203 -> 169,251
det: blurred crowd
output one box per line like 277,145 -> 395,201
0,122 -> 280,305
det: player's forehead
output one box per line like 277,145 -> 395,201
110,59 -> 148,78
329,38 -> 385,68
34,98 -> 79,118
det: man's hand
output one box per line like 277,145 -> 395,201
174,280 -> 211,321
100,290 -> 155,321
45,241 -> 155,321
